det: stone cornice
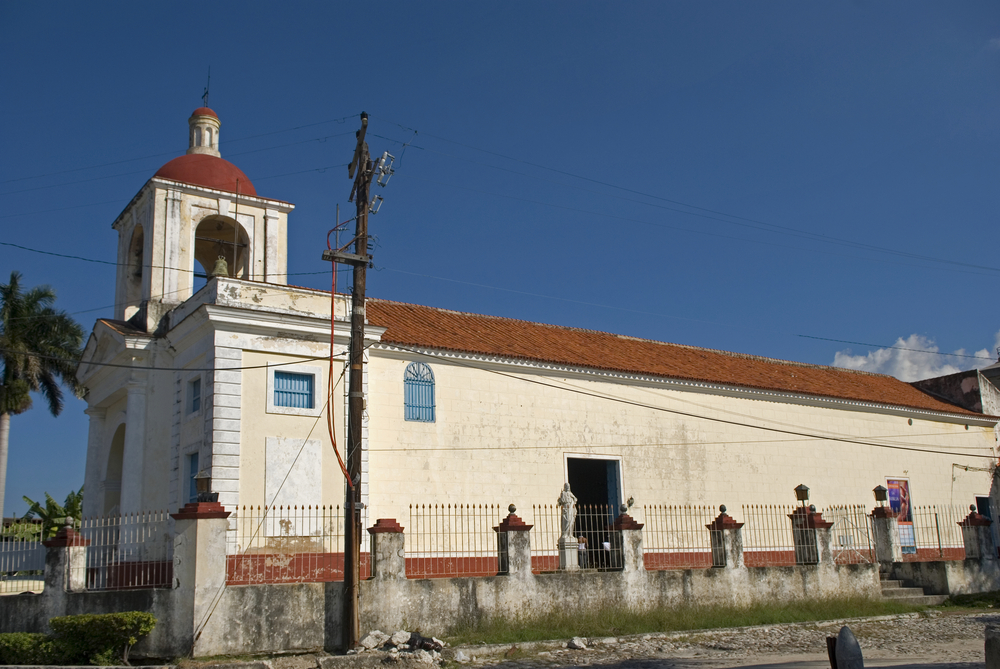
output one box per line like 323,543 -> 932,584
112,178 -> 295,230
152,178 -> 295,211
201,304 -> 373,342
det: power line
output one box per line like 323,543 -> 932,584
0,199 -> 131,220
799,335 -> 999,361
5,334 -> 991,456
9,341 -> 988,458
369,118 -> 1000,275
0,347 -> 342,373
10,113 -> 993,277
10,113 -> 994,281
1,136 -> 354,197
384,343 -> 997,459
2,238 -> 993,362
1,113 -> 359,186
369,425 -> 997,451
0,240 -> 334,278
397,171 -> 1000,279
381,267 -> 996,362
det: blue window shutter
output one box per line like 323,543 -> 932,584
404,363 -> 435,422
274,371 -> 314,409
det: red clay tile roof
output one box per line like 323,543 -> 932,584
365,299 -> 988,418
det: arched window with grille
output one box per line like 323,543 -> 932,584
404,362 -> 435,422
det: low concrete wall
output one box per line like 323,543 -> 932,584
0,514 -> 992,659
890,558 -> 1000,596
196,583 -> 327,656
0,589 -> 177,659
0,561 -> 880,657
354,563 -> 881,638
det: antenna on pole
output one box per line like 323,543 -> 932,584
320,111 -> 396,652
202,67 -> 211,107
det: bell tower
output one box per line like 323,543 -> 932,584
110,107 -> 294,333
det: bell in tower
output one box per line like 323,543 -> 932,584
109,107 -> 293,333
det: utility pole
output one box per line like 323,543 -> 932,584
321,112 -> 394,652
322,112 -> 371,651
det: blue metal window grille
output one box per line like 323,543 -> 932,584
404,362 -> 435,422
274,371 -> 315,409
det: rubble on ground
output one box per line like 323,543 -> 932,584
348,630 -> 447,664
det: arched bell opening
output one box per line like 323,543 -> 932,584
103,424 -> 125,515
123,224 -> 144,321
193,215 -> 250,291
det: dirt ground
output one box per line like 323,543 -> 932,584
456,611 -> 995,669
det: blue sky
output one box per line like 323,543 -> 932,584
1,2 -> 998,515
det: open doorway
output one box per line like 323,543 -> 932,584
567,457 -> 621,511
566,456 -> 622,569
976,495 -> 999,555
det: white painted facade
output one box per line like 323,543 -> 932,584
365,347 -> 997,523
77,109 -> 1000,528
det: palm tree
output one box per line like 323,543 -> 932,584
22,485 -> 84,539
0,271 -> 84,522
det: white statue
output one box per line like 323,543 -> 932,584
558,483 -> 577,540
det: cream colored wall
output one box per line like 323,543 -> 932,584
238,350 -> 348,510
139,365 -> 177,511
365,351 -> 997,526
213,280 -> 342,320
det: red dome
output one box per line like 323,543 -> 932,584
191,107 -> 218,119
154,154 -> 257,196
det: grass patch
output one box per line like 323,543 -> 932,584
942,590 -> 1000,609
443,597 -> 926,646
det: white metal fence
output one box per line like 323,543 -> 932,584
225,504 -> 360,584
0,521 -> 45,594
407,504 -> 503,578
77,510 -> 174,591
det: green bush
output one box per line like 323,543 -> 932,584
0,632 -> 56,665
49,611 -> 157,665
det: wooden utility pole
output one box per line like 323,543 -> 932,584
323,112 -> 372,651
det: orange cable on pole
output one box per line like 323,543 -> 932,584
327,219 -> 353,488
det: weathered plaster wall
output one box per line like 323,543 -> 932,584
365,350 -> 995,526
352,563 -> 880,639
238,350 -> 347,509
195,583 -> 326,656
890,558 -> 1000,596
0,584 -> 178,658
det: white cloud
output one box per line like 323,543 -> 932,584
832,331 -> 1000,382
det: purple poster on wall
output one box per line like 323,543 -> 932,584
887,478 -> 916,554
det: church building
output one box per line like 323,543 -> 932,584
76,107 -> 1000,533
